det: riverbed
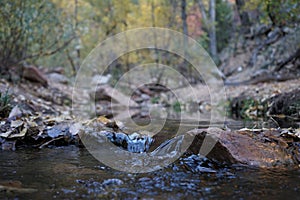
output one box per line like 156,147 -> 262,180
0,120 -> 299,199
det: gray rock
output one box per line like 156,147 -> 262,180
47,73 -> 69,84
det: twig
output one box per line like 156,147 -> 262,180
39,136 -> 64,149
269,116 -> 280,128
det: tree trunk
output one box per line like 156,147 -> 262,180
181,0 -> 191,78
197,0 -> 208,29
209,0 -> 217,60
181,0 -> 188,37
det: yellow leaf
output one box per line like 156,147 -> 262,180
97,116 -> 111,124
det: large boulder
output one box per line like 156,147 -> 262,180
187,128 -> 298,167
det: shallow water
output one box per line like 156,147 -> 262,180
0,146 -> 299,199
0,120 -> 299,199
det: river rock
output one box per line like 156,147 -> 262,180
91,85 -> 139,108
22,65 -> 48,87
187,128 -> 298,167
47,73 -> 69,84
91,74 -> 112,85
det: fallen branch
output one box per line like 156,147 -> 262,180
275,48 -> 300,72
247,28 -> 283,68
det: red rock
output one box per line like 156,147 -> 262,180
22,65 -> 48,87
188,128 -> 296,167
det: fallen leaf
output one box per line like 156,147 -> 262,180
10,120 -> 24,128
97,116 -> 111,124
0,130 -> 12,138
9,127 -> 27,138
44,116 -> 65,125
294,128 -> 300,138
69,123 -> 82,135
8,105 -> 22,118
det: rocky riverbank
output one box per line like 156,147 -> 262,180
0,72 -> 299,168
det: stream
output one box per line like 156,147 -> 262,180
0,120 -> 299,199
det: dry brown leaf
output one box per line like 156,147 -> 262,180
26,120 -> 38,128
43,116 -> 65,125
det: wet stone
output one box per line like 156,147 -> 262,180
188,128 -> 299,167
100,131 -> 154,153
102,179 -> 124,187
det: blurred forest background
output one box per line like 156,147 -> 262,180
0,0 -> 299,83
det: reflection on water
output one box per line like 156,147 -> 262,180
0,120 -> 299,199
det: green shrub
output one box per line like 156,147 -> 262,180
0,1 -> 74,76
0,90 -> 11,118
